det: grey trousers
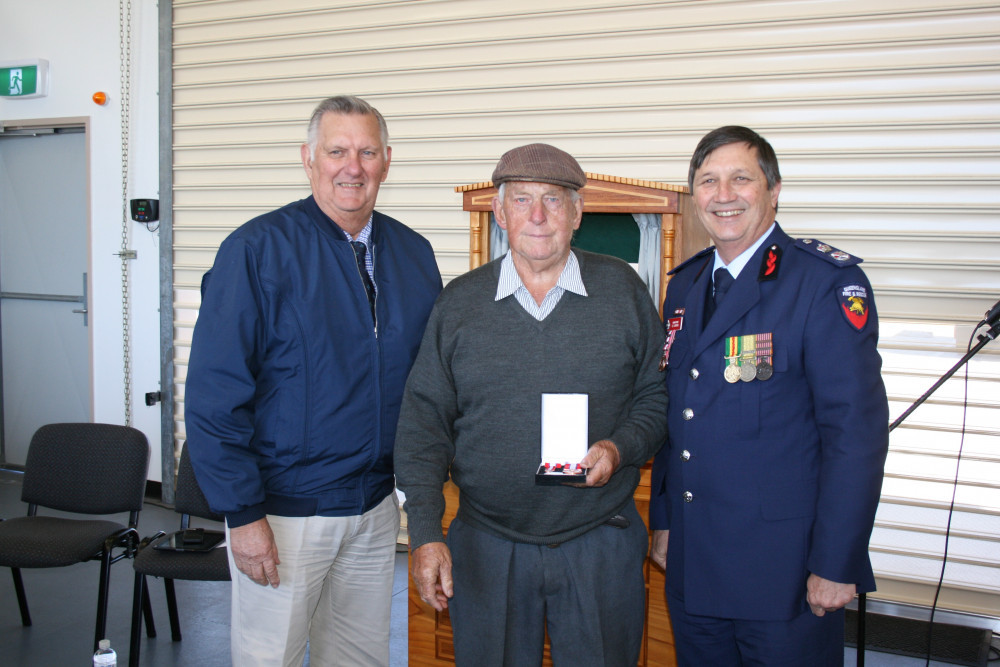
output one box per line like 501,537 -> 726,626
446,500 -> 648,667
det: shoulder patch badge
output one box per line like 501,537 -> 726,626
838,284 -> 870,331
794,238 -> 862,267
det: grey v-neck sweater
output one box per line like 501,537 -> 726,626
396,250 -> 668,548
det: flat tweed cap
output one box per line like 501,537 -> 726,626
491,143 -> 587,191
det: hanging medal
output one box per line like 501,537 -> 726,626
724,336 -> 741,383
659,330 -> 675,371
739,334 -> 757,382
659,313 -> 684,371
755,333 -> 774,380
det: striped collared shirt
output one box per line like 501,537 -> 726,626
495,250 -> 588,320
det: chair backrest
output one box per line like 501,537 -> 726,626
21,423 -> 150,515
174,444 -> 224,523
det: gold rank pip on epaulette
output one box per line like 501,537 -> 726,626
723,333 -> 773,383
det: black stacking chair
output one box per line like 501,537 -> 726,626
0,423 -> 150,652
128,443 -> 230,667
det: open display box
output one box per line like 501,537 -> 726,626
535,393 -> 590,485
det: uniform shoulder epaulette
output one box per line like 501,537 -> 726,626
793,238 -> 862,267
668,246 -> 714,276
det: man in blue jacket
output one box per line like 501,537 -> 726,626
186,95 -> 441,666
649,126 -> 889,665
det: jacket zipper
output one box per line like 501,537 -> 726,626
354,249 -> 377,337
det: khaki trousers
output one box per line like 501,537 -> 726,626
226,493 -> 399,666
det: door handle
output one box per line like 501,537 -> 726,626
75,273 -> 88,326
0,273 -> 87,325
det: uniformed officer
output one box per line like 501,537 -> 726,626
649,125 -> 889,666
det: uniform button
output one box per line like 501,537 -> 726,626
689,368 -> 700,380
683,491 -> 694,503
680,450 -> 691,461
682,408 -> 694,420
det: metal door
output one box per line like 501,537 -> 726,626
0,127 -> 91,467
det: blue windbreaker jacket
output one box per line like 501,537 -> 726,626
185,196 -> 442,527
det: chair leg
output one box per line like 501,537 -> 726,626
164,578 -> 182,641
142,576 -> 157,638
11,568 -> 32,626
94,549 -> 113,652
129,571 -> 145,667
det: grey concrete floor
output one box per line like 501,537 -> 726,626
0,470 -> 407,666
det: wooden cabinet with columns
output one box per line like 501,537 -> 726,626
407,174 -> 708,666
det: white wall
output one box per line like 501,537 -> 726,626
0,0 -> 164,480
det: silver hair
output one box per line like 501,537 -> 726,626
305,95 -> 389,158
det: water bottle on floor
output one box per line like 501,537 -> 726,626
93,638 -> 116,666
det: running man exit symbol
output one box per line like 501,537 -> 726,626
0,60 -> 48,98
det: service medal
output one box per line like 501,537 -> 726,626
724,336 -> 740,383
725,364 -> 741,383
754,332 -> 774,381
660,316 -> 684,371
739,335 -> 756,382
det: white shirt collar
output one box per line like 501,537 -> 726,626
712,222 -> 776,280
495,250 -> 588,301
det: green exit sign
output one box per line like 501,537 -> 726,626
0,59 -> 49,99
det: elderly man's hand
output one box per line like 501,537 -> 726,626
580,439 -> 621,487
229,518 -> 281,588
412,542 -> 453,612
650,529 -> 669,571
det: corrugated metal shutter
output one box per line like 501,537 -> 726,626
171,0 -> 1000,616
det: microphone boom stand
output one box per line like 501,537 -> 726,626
855,317 -> 1000,667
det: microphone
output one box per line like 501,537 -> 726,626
985,298 -> 1000,327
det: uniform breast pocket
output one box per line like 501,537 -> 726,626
751,339 -> 795,424
737,381 -> 760,438
735,343 -> 789,438
770,344 -> 788,375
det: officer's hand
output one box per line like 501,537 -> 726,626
229,518 -> 281,588
806,573 -> 855,616
650,529 -> 669,571
580,440 -> 621,487
412,541 -> 453,612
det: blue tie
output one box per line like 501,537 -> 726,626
707,267 -> 734,320
350,241 -> 376,325
714,268 -> 734,308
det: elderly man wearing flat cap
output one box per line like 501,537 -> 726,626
395,143 -> 667,666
